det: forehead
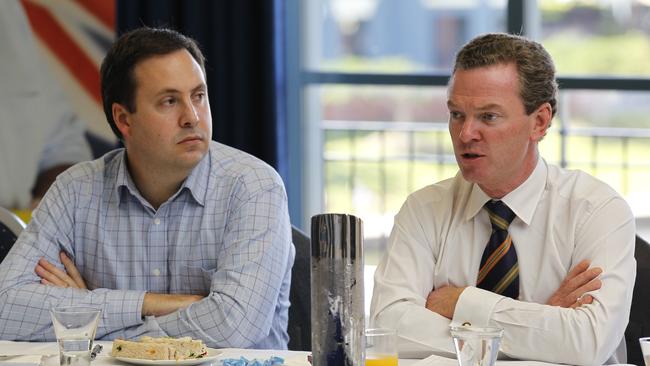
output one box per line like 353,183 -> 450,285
448,63 -> 521,107
132,49 -> 205,93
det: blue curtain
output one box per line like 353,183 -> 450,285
116,0 -> 289,181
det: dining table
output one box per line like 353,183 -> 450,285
0,341 -> 635,366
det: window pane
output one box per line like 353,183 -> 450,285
540,0 -> 650,76
320,85 -> 453,264
551,90 -> 650,217
309,0 -> 507,73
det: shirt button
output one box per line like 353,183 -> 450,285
153,218 -> 161,225
152,268 -> 161,276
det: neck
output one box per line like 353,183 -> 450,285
480,150 -> 539,199
125,154 -> 191,210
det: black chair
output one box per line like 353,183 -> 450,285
0,207 -> 26,263
625,235 -> 650,365
288,226 -> 311,351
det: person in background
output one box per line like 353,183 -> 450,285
0,0 -> 92,212
370,33 -> 635,365
0,27 -> 294,349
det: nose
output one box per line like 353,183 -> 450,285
180,99 -> 199,127
458,118 -> 481,143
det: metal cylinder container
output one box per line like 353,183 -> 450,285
310,213 -> 364,366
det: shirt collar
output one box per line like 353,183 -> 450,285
464,157 -> 547,225
180,148 -> 209,206
114,148 -> 210,207
500,157 -> 547,225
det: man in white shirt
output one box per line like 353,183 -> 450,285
369,33 -> 635,365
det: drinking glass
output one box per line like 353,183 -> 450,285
450,325 -> 503,366
50,306 -> 101,366
640,337 -> 650,366
365,328 -> 398,366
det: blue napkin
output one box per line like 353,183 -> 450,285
221,356 -> 285,366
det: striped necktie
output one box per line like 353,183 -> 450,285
476,200 -> 519,299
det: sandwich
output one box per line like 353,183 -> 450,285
111,336 -> 208,360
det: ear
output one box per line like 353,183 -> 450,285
530,102 -> 552,141
112,103 -> 132,139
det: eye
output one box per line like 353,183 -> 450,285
161,97 -> 176,107
449,111 -> 463,120
480,112 -> 498,122
192,91 -> 206,102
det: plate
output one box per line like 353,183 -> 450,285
114,348 -> 222,365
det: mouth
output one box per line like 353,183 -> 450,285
460,152 -> 485,160
178,135 -> 204,144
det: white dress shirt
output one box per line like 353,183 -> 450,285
370,158 -> 636,365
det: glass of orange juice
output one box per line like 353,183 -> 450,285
365,328 -> 398,366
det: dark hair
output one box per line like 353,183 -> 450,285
100,27 -> 206,139
453,33 -> 558,119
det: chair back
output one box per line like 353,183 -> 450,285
0,207 -> 26,263
288,226 -> 311,351
625,235 -> 650,365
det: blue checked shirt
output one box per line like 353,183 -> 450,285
0,141 -> 295,349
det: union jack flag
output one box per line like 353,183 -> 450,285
21,0 -> 115,140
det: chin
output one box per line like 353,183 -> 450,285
180,150 -> 207,167
459,169 -> 490,185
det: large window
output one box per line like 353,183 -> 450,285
296,0 -> 650,278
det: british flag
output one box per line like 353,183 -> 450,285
21,0 -> 115,140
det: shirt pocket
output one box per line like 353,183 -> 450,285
176,264 -> 216,295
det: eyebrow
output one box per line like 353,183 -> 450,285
475,103 -> 504,111
154,83 -> 207,97
446,101 -> 505,111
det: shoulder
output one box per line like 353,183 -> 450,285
48,149 -> 123,204
397,173 -> 469,224
545,163 -> 631,218
54,149 -> 123,187
207,141 -> 285,194
403,173 -> 468,210
546,164 -> 622,204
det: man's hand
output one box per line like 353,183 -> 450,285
547,259 -> 602,308
35,252 -> 87,289
142,293 -> 205,317
425,286 -> 466,319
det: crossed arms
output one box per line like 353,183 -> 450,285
0,173 -> 292,348
35,253 -> 202,317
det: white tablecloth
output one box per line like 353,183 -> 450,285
0,341 -> 635,366
0,341 -> 311,366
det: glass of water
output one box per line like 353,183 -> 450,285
50,306 -> 101,366
450,325 -> 503,366
640,337 -> 650,366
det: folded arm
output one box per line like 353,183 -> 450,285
0,178 -> 148,341
37,254 -> 203,318
145,183 -> 292,347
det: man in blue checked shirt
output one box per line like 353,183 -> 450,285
0,27 -> 295,350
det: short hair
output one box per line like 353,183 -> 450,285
100,27 -> 206,139
453,33 -> 558,119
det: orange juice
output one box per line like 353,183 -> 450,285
11,209 -> 31,223
365,355 -> 398,366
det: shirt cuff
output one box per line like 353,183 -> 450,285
452,286 -> 503,327
99,290 -> 146,329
